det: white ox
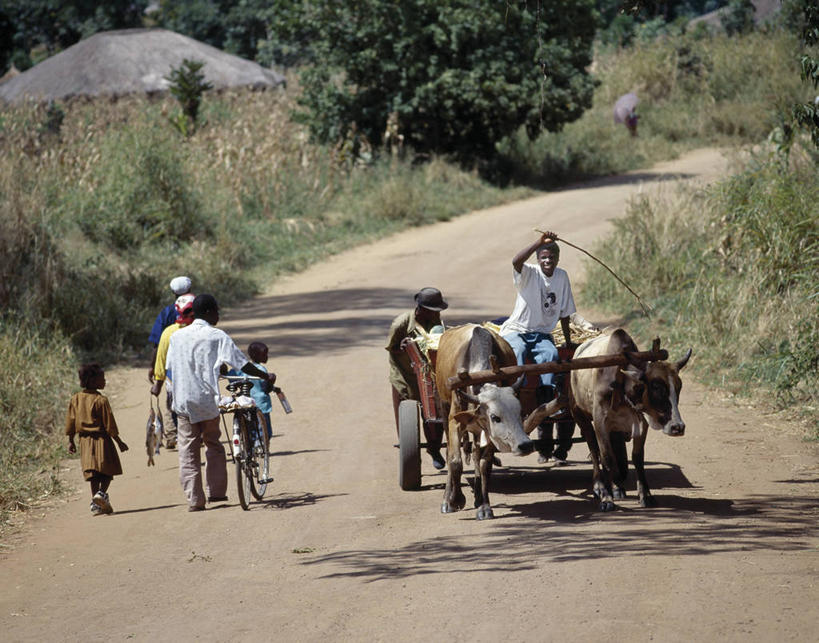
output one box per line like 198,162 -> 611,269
435,324 -> 534,520
569,328 -> 691,511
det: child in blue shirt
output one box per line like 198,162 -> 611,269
225,341 -> 276,441
246,342 -> 275,440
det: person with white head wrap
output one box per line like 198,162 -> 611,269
170,276 -> 192,296
147,276 -> 195,449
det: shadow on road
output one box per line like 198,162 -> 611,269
112,503 -> 184,516
261,492 -> 347,511
553,171 -> 697,193
302,460 -> 818,580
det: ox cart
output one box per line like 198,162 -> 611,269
397,333 -> 669,491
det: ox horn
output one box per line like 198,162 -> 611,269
510,373 -> 525,391
676,348 -> 692,371
456,389 -> 480,406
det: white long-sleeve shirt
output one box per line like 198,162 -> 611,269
166,319 -> 249,423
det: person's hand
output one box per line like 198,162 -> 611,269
540,230 -> 558,243
150,381 -> 162,397
68,441 -> 76,454
117,439 -> 129,453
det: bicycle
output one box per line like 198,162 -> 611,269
218,375 -> 276,510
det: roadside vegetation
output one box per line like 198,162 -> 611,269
498,29 -> 810,186
1,5 -> 816,526
582,150 -> 818,434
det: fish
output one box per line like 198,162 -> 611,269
153,411 -> 164,454
146,406 -> 163,466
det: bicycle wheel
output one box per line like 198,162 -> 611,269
249,409 -> 271,499
234,415 -> 252,510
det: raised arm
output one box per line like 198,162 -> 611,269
512,230 -> 558,273
241,361 -> 276,387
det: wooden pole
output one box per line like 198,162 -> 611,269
445,348 -> 668,390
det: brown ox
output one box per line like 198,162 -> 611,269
569,328 -> 691,511
435,324 -> 534,520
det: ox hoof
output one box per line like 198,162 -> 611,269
599,500 -> 616,512
639,494 -> 657,508
441,494 -> 466,514
613,487 -> 627,500
476,506 -> 494,520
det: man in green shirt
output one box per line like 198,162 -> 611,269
386,287 -> 448,469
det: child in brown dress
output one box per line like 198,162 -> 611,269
65,364 -> 128,515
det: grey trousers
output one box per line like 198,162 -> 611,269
162,388 -> 178,446
176,414 -> 226,508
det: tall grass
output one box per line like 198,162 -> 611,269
0,87 -> 531,528
499,30 -> 811,186
581,152 -> 819,434
0,323 -> 76,527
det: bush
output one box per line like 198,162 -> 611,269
0,322 -> 76,528
581,154 -> 819,433
498,30 -> 810,185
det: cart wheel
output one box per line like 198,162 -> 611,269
398,400 -> 422,491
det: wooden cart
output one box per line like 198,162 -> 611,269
397,336 -> 668,490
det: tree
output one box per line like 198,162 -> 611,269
293,0 -> 598,163
720,0 -> 755,36
165,59 -> 213,137
155,0 -> 225,50
791,1 -> 819,149
0,0 -> 148,73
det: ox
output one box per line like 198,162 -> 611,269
435,324 -> 534,519
569,328 -> 691,511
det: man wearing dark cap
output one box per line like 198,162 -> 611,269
165,294 -> 276,511
386,287 -> 448,469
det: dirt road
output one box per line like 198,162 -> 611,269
2,148 -> 818,642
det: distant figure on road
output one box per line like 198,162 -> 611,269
614,92 -> 639,137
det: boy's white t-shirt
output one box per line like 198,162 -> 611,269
500,263 -> 576,335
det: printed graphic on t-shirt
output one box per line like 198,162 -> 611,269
543,292 -> 557,309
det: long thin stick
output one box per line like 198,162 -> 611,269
535,229 -> 653,318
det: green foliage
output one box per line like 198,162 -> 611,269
789,0 -> 819,150
37,100 -> 64,140
156,0 -> 225,49
165,58 -> 213,136
721,0 -> 756,36
0,0 -> 148,73
155,0 -> 314,67
499,30 -> 809,185
582,156 -> 819,432
0,89 -> 530,358
0,321 -> 76,528
71,130 -> 212,250
294,0 -> 598,163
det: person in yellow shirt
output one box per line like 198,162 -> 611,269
150,295 -> 194,448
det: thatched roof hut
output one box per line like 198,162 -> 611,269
0,28 -> 285,104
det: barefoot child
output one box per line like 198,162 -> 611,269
65,364 -> 129,515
